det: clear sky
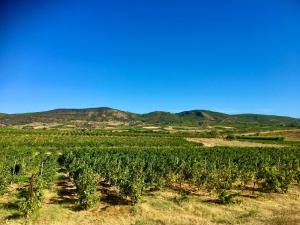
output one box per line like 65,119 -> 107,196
0,0 -> 299,117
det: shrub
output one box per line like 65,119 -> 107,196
20,174 -> 44,218
73,167 -> 99,209
173,190 -> 190,205
218,190 -> 240,204
226,135 -> 236,140
236,136 -> 286,141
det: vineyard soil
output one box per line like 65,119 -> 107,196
1,184 -> 299,225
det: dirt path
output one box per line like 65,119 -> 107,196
187,138 -> 283,148
44,173 -> 78,206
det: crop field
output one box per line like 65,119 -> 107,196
0,128 -> 300,225
2,0 -> 300,224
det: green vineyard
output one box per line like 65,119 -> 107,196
0,128 -> 300,218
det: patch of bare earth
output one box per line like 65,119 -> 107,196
262,129 -> 300,141
242,129 -> 300,141
164,126 -> 209,133
187,138 -> 283,148
143,126 -> 160,130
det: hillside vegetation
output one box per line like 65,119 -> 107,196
0,107 -> 300,129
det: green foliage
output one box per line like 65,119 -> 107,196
173,191 -> 190,205
39,156 -> 58,188
257,166 -> 293,193
120,179 -> 144,204
63,146 -> 300,205
226,134 -> 236,140
235,135 -> 286,141
207,130 -> 220,138
295,170 -> 300,185
218,190 -> 240,205
0,164 -> 11,195
73,167 -> 99,209
20,174 -> 45,218
0,127 -> 300,214
0,176 -> 9,195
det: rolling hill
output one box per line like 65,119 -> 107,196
0,107 -> 300,129
140,111 -> 184,124
177,110 -> 229,122
234,114 -> 300,127
0,108 -> 138,125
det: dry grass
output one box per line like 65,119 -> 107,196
186,138 -> 283,148
164,126 -> 209,133
261,129 -> 300,141
1,185 -> 300,225
242,129 -> 300,141
143,126 -> 160,130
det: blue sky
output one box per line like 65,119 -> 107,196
0,0 -> 299,117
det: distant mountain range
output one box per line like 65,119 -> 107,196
0,107 -> 300,128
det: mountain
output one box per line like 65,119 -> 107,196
140,111 -> 183,124
177,110 -> 229,122
0,107 -> 138,125
234,114 -> 300,128
0,107 -> 299,128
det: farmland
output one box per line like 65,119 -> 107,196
2,0 -> 300,224
0,127 -> 300,225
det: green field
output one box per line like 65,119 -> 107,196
0,128 -> 300,225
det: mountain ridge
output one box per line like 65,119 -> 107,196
0,107 -> 300,128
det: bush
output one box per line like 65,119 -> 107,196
173,190 -> 190,205
226,135 -> 236,140
20,174 -> 44,218
0,176 -> 8,195
120,178 -> 144,204
74,167 -> 99,209
257,167 -> 292,193
235,136 -> 286,141
218,190 -> 240,204
207,130 -> 220,138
